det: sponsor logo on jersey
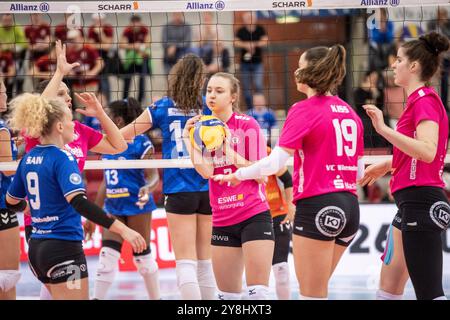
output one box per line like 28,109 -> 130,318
70,173 -> 82,185
218,193 -> 244,204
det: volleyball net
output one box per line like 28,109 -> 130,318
0,0 -> 449,175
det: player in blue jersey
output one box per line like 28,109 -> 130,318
90,97 -> 161,300
5,94 -> 146,300
0,78 -> 20,300
120,54 -> 216,300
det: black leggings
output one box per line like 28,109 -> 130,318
393,186 -> 449,300
402,230 -> 445,300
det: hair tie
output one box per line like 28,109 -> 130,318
419,37 -> 439,56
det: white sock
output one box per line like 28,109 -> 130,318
133,254 -> 161,300
39,285 -> 52,300
93,247 -> 120,300
197,260 -> 216,300
376,289 -> 403,300
176,260 -> 201,300
272,262 -> 290,300
217,290 -> 242,300
247,285 -> 269,300
299,294 -> 328,300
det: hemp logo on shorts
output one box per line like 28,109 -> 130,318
315,206 -> 346,237
430,201 -> 450,230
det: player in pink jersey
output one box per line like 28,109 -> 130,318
214,46 -> 364,299
360,32 -> 450,300
23,40 -> 127,300
183,72 -> 274,300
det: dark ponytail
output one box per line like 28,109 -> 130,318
402,31 -> 449,82
295,44 -> 346,95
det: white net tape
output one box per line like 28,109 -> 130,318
0,0 -> 448,13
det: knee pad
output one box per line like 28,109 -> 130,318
0,270 -> 21,292
217,290 -> 241,300
175,260 -> 198,288
96,247 -> 120,283
247,285 -> 269,300
272,262 -> 289,285
133,253 -> 158,275
197,260 -> 215,287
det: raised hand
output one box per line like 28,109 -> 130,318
75,92 -> 105,118
55,40 -> 80,76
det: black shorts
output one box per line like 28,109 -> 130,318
28,238 -> 88,284
164,191 -> 212,215
0,209 -> 19,231
211,211 -> 275,247
293,192 -> 360,247
392,186 -> 450,232
272,214 -> 292,265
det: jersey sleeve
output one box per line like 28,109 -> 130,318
413,95 -> 443,128
147,99 -> 165,129
278,104 -> 310,150
78,122 -> 104,150
6,159 -> 26,200
55,151 -> 86,198
245,117 -> 268,162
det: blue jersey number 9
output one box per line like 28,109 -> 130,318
26,172 -> 41,210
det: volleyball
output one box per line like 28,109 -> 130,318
189,115 -> 226,152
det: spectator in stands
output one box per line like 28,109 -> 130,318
354,70 -> 389,148
54,13 -> 84,42
368,9 -> 396,74
162,13 -> 192,74
0,51 -> 15,98
0,14 -> 27,98
246,93 -> 277,145
31,44 -> 56,81
197,13 -> 230,76
25,14 -> 51,73
383,68 -> 406,130
66,29 -> 102,95
235,11 -> 268,109
120,14 -> 151,103
428,7 -> 450,112
88,13 -> 114,103
26,14 -> 52,90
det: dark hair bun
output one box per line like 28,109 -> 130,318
422,31 -> 449,55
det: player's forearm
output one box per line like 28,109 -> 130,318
41,69 -> 64,100
96,111 -> 128,153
